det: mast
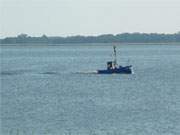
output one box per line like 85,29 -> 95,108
113,46 -> 117,67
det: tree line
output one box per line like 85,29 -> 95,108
1,32 -> 180,44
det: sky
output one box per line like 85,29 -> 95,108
0,0 -> 180,37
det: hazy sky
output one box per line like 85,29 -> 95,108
1,0 -> 180,37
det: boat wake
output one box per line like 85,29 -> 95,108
75,70 -> 98,74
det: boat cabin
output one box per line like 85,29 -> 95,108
107,61 -> 117,69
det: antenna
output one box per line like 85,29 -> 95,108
113,46 -> 117,66
127,59 -> 130,65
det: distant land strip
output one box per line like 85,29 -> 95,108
1,32 -> 180,44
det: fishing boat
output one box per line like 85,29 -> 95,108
97,46 -> 133,74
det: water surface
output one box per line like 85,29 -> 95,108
1,43 -> 180,135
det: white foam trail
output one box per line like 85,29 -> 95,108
75,70 -> 98,74
131,67 -> 135,74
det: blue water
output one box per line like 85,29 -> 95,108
1,43 -> 180,135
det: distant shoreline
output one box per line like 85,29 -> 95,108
1,33 -> 180,44
1,42 -> 180,46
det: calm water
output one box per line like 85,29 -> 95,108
1,43 -> 180,135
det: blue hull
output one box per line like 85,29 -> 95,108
97,66 -> 133,74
